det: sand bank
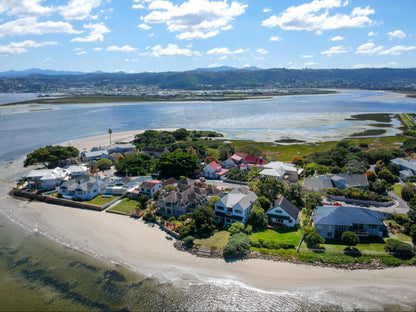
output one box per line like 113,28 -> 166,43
1,131 -> 416,295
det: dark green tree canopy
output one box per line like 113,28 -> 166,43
154,150 -> 199,178
192,206 -> 215,236
115,153 -> 153,176
24,145 -> 79,168
341,231 -> 360,248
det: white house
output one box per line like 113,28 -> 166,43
259,161 -> 302,183
132,180 -> 162,199
214,187 -> 258,225
58,175 -> 102,201
203,161 -> 229,180
81,150 -> 110,162
25,167 -> 69,191
64,164 -> 89,177
107,176 -> 152,195
266,197 -> 300,227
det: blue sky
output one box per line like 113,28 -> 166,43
0,0 -> 415,72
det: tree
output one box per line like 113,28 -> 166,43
247,202 -> 267,228
370,180 -> 388,195
341,231 -> 359,248
283,184 -> 304,208
24,145 -> 79,168
257,195 -> 271,211
108,128 -> 112,145
402,184 -> 416,202
254,177 -> 283,201
155,150 -> 200,178
228,222 -> 245,235
304,231 -> 325,249
366,171 -> 377,182
377,169 -> 397,184
172,128 -> 189,141
304,192 -> 322,213
96,158 -> 113,171
227,167 -> 248,182
291,156 -> 305,168
237,144 -> 263,157
115,153 -> 152,176
219,145 -> 235,161
223,232 -> 251,259
192,206 -> 215,236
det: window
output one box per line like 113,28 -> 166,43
216,206 -> 224,211
227,208 -> 233,213
235,209 -> 243,215
275,209 -> 283,214
327,232 -> 333,238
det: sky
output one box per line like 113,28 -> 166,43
0,0 -> 415,73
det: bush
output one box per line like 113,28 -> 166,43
341,231 -> 360,248
182,236 -> 195,248
223,233 -> 251,259
304,230 -> 325,248
251,240 -> 295,250
228,222 -> 245,235
384,239 -> 414,259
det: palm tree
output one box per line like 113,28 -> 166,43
108,128 -> 112,146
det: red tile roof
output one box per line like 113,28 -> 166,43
141,180 -> 161,189
208,161 -> 221,171
244,155 -> 266,165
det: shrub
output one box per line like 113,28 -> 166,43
182,236 -> 195,248
223,233 -> 251,259
384,239 -> 414,259
228,222 -> 245,235
304,231 -> 325,248
341,231 -> 360,248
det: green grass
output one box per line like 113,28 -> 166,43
84,195 -> 115,206
250,228 -> 302,246
392,184 -> 402,197
388,232 -> 413,243
194,231 -> 230,249
399,113 -> 415,129
108,198 -> 139,214
321,237 -> 388,254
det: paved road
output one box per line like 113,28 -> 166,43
387,191 -> 410,214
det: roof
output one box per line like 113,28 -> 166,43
313,206 -> 385,227
217,168 -> 230,176
140,180 -> 161,189
330,173 -> 368,188
177,177 -> 194,186
391,158 -> 416,172
64,165 -> 88,173
268,197 -> 300,220
244,155 -> 266,165
208,161 -> 221,171
27,167 -> 67,180
218,187 -> 257,211
303,173 -> 368,191
162,177 -> 178,186
82,150 -> 109,158
230,154 -> 243,162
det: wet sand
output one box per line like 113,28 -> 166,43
1,130 -> 416,299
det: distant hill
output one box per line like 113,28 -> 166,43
1,67 -> 416,92
193,66 -> 260,72
0,68 -> 86,77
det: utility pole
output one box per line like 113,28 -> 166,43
108,128 -> 112,146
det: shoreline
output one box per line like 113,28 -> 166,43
1,131 -> 416,295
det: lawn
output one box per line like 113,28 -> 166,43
392,184 -> 402,197
316,237 -> 388,254
85,195 -> 115,206
108,198 -> 139,214
194,231 -> 230,249
250,228 -> 302,245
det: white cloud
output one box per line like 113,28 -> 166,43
106,45 -> 137,52
59,0 -> 102,20
94,47 -> 103,51
321,45 -> 348,56
269,36 -> 281,42
256,48 -> 268,55
379,45 -> 415,56
144,43 -> 201,57
71,23 -> 109,42
136,0 -> 247,40
301,54 -> 314,58
138,23 -> 152,30
330,35 -> 344,41
387,30 -> 406,40
353,64 -> 371,69
304,61 -> 318,66
368,31 -> 377,37
262,0 -> 374,32
0,40 -> 57,55
0,0 -> 52,17
355,42 -> 383,55
263,7 -> 272,13
206,47 -> 246,55
0,17 -> 81,38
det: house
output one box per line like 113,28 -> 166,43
214,187 -> 258,225
64,164 -> 89,177
81,150 -> 110,162
105,176 -> 153,195
25,167 -> 69,191
58,175 -> 102,201
312,206 -> 386,239
266,197 -> 300,227
243,155 -> 267,169
177,177 -> 194,191
302,173 -> 368,192
106,143 -> 137,155
142,147 -> 169,158
391,157 -> 416,181
259,161 -> 303,183
134,180 -> 162,198
221,153 -> 244,169
158,186 -> 221,216
162,177 -> 178,187
203,161 -> 229,180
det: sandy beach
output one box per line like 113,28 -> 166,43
1,130 -> 416,309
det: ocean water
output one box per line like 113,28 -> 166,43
1,90 -> 416,311
0,90 -> 415,163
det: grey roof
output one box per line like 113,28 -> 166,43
218,187 -> 257,211
303,173 -> 368,190
159,187 -> 216,208
391,158 -> 416,172
82,150 -> 109,158
313,206 -> 385,227
177,177 -> 194,187
61,176 -> 97,192
268,197 -> 300,220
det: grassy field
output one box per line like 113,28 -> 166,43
399,113 -> 415,129
320,237 -> 388,254
108,198 -> 139,214
194,231 -> 230,249
85,195 -> 115,206
250,228 -> 302,245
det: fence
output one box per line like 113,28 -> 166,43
327,195 -> 394,207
